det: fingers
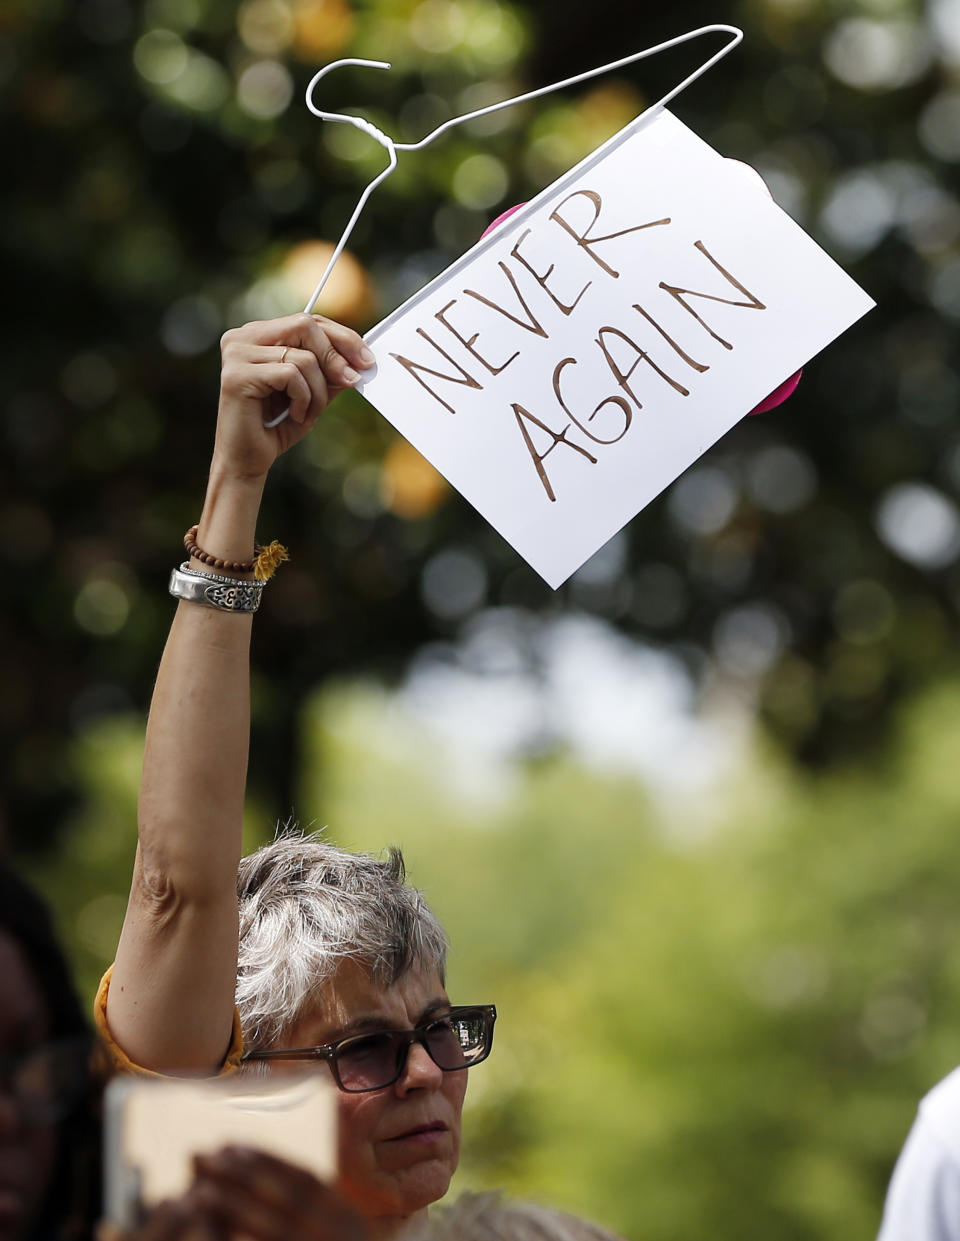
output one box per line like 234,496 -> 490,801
223,313 -> 375,398
268,346 -> 330,425
191,1147 -> 369,1241
311,314 -> 377,377
218,354 -> 312,436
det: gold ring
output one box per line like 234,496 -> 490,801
279,346 -> 289,365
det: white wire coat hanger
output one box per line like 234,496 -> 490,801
264,23 -> 743,427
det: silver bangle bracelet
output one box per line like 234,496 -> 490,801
169,565 -> 264,613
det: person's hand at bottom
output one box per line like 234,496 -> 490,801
189,1146 -> 370,1241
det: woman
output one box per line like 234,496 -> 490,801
98,314 -> 496,1239
0,863 -> 100,1241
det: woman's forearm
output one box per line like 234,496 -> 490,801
138,470 -> 266,896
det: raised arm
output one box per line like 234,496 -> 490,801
107,314 -> 374,1073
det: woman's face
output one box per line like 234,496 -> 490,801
0,930 -> 57,1241
278,961 -> 467,1233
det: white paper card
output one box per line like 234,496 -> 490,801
358,108 -> 874,589
104,1073 -> 336,1223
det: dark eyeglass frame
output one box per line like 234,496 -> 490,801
242,1004 -> 497,1093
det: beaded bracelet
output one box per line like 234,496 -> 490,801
184,525 -> 289,582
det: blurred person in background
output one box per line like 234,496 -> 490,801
97,314 -> 496,1241
876,1068 -> 960,1240
0,863 -> 100,1241
412,1191 -> 628,1241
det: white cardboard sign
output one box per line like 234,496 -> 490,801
357,108 -> 874,589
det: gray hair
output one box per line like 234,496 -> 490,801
414,1193 -> 628,1241
235,833 -> 448,1051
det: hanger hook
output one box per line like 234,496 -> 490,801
296,58 -> 399,321
261,60 -> 400,427
304,58 -> 397,152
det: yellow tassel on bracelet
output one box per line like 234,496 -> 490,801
253,541 -> 290,581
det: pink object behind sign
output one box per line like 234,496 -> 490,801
480,203 -> 528,238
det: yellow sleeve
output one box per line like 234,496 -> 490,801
94,964 -> 244,1077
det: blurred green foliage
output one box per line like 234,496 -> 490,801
4,0 -> 960,844
23,675 -> 960,1239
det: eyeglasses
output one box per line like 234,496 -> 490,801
242,1005 -> 496,1093
0,1036 -> 93,1126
